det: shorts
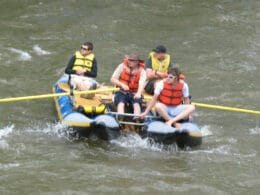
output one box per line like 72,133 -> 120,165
167,104 -> 189,118
70,75 -> 98,89
114,91 -> 143,106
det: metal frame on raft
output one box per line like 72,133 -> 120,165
106,111 -> 161,126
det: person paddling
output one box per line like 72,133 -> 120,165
140,67 -> 194,128
110,54 -> 146,115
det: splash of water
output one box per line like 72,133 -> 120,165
33,45 -> 51,55
0,124 -> 14,139
0,125 -> 14,150
8,48 -> 32,61
111,133 -> 177,152
24,122 -> 79,141
201,125 -> 213,137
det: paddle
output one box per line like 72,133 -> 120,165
192,102 -> 260,115
0,88 -> 120,103
143,95 -> 260,115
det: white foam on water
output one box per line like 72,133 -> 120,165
8,48 -> 32,61
217,15 -> 238,23
249,126 -> 260,135
111,133 -> 167,152
46,122 -> 77,140
0,124 -> 14,139
24,122 -> 76,141
23,122 -> 179,152
236,61 -> 257,72
0,78 -> 8,84
0,125 -> 14,150
188,143 -> 257,160
0,163 -> 20,169
201,125 -> 213,137
189,145 -> 231,156
32,45 -> 51,55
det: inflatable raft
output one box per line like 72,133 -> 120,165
53,74 -> 202,148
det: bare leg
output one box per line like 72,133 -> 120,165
133,103 -> 141,115
117,102 -> 125,113
166,104 -> 195,126
155,102 -> 171,121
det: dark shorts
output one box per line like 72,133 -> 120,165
114,91 -> 143,106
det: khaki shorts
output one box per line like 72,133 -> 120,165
70,75 -> 96,90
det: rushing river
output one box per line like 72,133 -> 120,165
0,0 -> 259,194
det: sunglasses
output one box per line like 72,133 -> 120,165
168,75 -> 176,79
81,46 -> 89,51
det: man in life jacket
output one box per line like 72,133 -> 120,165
140,67 -> 195,128
110,54 -> 146,115
65,41 -> 98,98
144,45 -> 174,95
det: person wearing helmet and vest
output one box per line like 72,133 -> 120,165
65,41 -> 98,98
111,54 -> 146,115
140,67 -> 194,128
144,45 -> 185,95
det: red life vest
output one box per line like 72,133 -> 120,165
118,59 -> 145,93
158,81 -> 184,106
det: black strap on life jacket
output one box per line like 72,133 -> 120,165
68,74 -> 74,96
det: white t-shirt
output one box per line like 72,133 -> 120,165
154,79 -> 189,98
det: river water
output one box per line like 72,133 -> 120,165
0,0 -> 259,194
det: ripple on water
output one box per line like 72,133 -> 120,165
0,78 -> 8,84
249,126 -> 260,135
0,163 -> 20,170
32,45 -> 51,55
8,48 -> 32,61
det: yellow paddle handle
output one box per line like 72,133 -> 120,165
0,88 -> 119,103
192,102 -> 260,115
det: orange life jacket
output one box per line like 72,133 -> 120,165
118,59 -> 145,93
158,81 -> 184,106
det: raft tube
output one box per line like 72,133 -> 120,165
145,121 -> 202,148
53,74 -> 120,139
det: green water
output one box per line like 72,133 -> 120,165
0,0 -> 259,194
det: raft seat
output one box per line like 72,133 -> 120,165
58,82 -> 114,115
74,95 -> 106,114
